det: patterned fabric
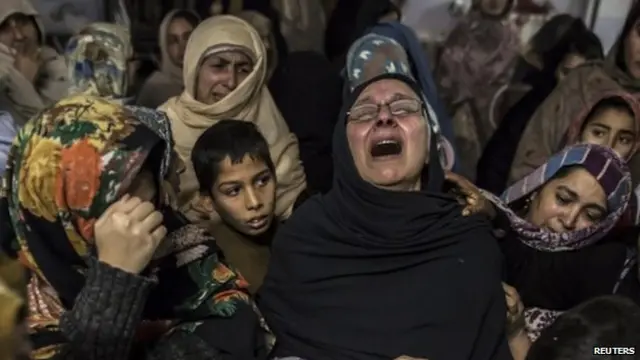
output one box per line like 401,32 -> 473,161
346,34 -> 414,91
483,144 -> 632,252
65,23 -> 132,102
0,111 -> 17,177
0,95 -> 253,355
345,33 -> 455,170
481,143 -> 634,342
436,9 -> 520,180
436,10 -> 519,108
0,253 -> 26,360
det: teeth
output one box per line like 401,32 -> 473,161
376,140 -> 398,145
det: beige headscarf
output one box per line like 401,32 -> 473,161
235,10 -> 278,80
137,10 -> 200,108
0,0 -> 68,125
0,0 -> 43,38
159,15 -> 306,224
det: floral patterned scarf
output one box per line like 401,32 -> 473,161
482,143 -> 635,341
0,95 -> 264,358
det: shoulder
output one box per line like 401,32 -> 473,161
561,62 -> 616,92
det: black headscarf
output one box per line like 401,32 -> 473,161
269,51 -> 342,193
324,0 -> 400,63
258,74 -> 511,360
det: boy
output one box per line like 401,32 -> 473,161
192,119 -> 279,237
191,119 -> 277,293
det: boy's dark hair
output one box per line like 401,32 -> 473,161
526,295 -> 640,360
191,120 -> 275,194
584,97 -> 635,125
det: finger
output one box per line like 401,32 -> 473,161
111,211 -> 132,228
517,301 -> 525,314
150,225 -> 168,243
104,194 -> 139,215
115,195 -> 145,214
129,201 -> 157,222
134,211 -> 164,236
96,195 -> 131,225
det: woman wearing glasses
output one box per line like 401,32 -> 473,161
258,34 -> 511,360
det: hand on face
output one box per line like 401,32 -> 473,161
94,195 -> 167,274
445,171 -> 496,218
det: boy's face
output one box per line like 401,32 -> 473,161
207,155 -> 276,236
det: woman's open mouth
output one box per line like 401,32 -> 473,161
370,138 -> 403,160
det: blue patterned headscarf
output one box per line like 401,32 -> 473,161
65,23 -> 133,103
483,143 -> 632,252
345,33 -> 455,170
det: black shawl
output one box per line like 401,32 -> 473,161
324,0 -> 400,63
269,51 -> 342,194
258,75 -> 511,360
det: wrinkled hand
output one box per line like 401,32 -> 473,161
94,195 -> 167,274
503,283 -> 525,338
444,171 -> 496,218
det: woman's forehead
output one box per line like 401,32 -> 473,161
201,48 -> 254,66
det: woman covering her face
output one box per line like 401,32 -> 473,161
484,144 -> 638,341
509,2 -> 640,185
258,34 -> 511,360
0,95 -> 266,359
158,15 -> 305,227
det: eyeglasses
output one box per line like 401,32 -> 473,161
347,98 -> 423,123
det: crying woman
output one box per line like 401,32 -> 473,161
484,143 -> 640,341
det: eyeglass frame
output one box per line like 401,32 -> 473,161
346,98 -> 425,123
